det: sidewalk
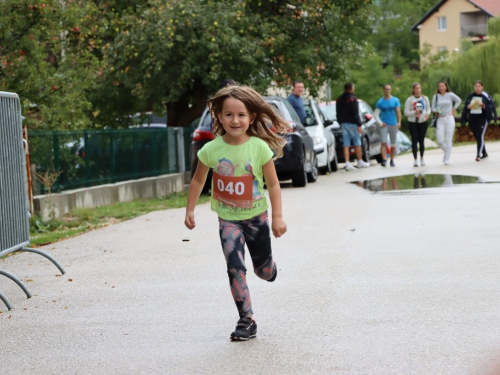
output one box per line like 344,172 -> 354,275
1,142 -> 500,375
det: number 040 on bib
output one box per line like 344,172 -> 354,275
212,172 -> 254,208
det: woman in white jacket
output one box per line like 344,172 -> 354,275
432,81 -> 461,165
404,83 -> 431,167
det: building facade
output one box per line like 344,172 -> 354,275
412,0 -> 500,59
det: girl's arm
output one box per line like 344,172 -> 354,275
403,97 -> 415,118
262,159 -> 287,238
184,161 -> 210,229
424,96 -> 431,118
431,95 -> 438,113
450,92 -> 462,110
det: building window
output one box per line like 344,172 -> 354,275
437,16 -> 447,31
437,46 -> 448,52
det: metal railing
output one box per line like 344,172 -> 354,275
0,91 -> 65,310
461,23 -> 488,38
29,127 -> 194,195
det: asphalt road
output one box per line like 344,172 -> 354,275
2,143 -> 500,375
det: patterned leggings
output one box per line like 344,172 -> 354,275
218,211 -> 276,319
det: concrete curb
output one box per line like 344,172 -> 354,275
33,172 -> 190,220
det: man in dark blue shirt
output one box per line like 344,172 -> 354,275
287,81 -> 307,124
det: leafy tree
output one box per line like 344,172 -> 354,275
329,45 -> 420,112
365,0 -> 436,69
0,0 -> 101,129
450,17 -> 500,99
98,0 -> 373,128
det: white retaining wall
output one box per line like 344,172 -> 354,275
33,172 -> 190,221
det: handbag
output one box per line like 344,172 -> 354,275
430,95 -> 438,128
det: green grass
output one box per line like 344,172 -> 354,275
29,191 -> 211,247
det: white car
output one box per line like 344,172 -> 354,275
303,98 -> 338,173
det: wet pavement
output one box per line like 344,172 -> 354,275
1,142 -> 500,374
351,173 -> 485,192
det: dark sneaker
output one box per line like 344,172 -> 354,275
230,318 -> 257,341
390,160 -> 395,167
481,153 -> 488,159
381,160 -> 387,167
267,264 -> 277,282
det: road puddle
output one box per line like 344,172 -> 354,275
352,174 -> 486,192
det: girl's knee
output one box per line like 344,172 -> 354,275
254,262 -> 276,281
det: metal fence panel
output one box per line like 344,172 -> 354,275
0,91 -> 30,254
0,91 -> 66,311
29,127 -> 192,195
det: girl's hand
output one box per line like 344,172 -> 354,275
424,114 -> 429,121
468,104 -> 473,109
185,210 -> 196,230
272,217 -> 287,238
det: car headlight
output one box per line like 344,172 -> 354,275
312,136 -> 322,145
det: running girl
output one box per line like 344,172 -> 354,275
184,85 -> 288,341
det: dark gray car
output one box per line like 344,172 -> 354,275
320,100 -> 383,163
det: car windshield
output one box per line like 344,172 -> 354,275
321,104 -> 336,121
303,103 -> 318,127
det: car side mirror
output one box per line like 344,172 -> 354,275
365,113 -> 373,121
304,116 -> 315,126
324,119 -> 333,126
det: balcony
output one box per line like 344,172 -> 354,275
461,23 -> 488,39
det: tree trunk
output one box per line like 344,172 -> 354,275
166,79 -> 207,128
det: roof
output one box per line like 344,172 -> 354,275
470,0 -> 500,17
411,0 -> 498,32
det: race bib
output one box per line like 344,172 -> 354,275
212,172 -> 253,208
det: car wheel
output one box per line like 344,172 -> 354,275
362,137 -> 371,162
291,152 -> 308,187
320,149 -> 332,175
307,154 -> 319,183
330,149 -> 339,172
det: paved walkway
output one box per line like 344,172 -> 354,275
2,143 -> 500,375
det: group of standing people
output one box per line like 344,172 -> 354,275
337,80 -> 497,168
408,80 -> 497,165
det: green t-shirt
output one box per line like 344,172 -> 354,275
197,136 -> 274,221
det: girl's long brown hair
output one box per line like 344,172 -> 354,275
207,85 -> 289,158
412,82 -> 421,97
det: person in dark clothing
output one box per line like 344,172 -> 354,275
461,80 -> 494,161
287,81 -> 307,124
336,82 -> 369,170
